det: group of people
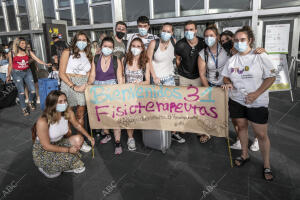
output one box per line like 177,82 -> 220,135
2,16 -> 276,181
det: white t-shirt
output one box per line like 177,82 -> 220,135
126,33 -> 158,50
199,45 -> 229,86
66,52 -> 91,75
222,50 -> 276,108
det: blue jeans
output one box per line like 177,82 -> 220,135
94,79 -> 117,85
11,68 -> 36,109
0,73 -> 6,82
159,76 -> 175,86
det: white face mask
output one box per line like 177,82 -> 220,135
131,47 -> 142,56
56,103 -> 68,112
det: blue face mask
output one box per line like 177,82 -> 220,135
234,42 -> 248,53
161,32 -> 172,42
138,28 -> 148,36
76,41 -> 87,51
56,103 -> 68,112
205,37 -> 216,47
184,31 -> 195,40
101,47 -> 113,56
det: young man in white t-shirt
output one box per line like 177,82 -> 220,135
126,16 -> 158,50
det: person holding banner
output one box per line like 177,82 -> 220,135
88,37 -> 124,154
32,90 -> 95,178
59,31 -> 93,153
198,24 -> 230,143
123,38 -> 150,151
222,26 -> 276,181
147,23 -> 186,144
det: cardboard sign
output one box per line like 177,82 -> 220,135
85,84 -> 228,138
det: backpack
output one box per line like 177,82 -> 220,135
94,54 -> 119,83
153,38 -> 176,55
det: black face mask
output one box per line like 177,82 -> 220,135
18,46 -> 26,51
116,31 -> 125,39
222,40 -> 233,51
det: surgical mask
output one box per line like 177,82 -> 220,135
101,47 -> 113,56
56,103 -> 68,112
131,47 -> 142,56
138,28 -> 148,36
76,41 -> 87,51
184,31 -> 195,40
205,37 -> 216,47
4,48 -> 9,53
161,32 -> 172,42
222,40 -> 233,51
116,31 -> 125,39
234,42 -> 248,53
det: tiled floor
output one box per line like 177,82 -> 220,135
0,89 -> 299,200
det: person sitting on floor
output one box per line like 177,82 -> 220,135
32,90 -> 95,178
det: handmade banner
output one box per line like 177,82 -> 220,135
85,84 -> 228,138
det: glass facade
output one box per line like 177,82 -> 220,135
6,0 -> 17,31
43,0 -> 56,21
59,10 -> 72,26
262,0 -> 300,9
154,0 -> 175,19
181,0 -> 205,16
209,0 -> 250,13
75,0 -> 90,25
93,5 -> 112,24
124,0 -> 150,22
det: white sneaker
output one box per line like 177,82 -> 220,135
36,97 -> 40,104
250,138 -> 260,151
127,138 -> 136,151
80,141 -> 92,153
64,166 -> 86,174
25,99 -> 29,103
38,168 -> 61,178
230,140 -> 242,150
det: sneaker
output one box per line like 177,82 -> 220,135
100,135 -> 112,144
64,166 -> 86,174
230,140 -> 242,150
171,133 -> 186,143
127,138 -> 136,151
15,98 -> 20,105
25,99 -> 29,103
114,143 -> 122,155
80,141 -> 92,152
22,107 -> 30,116
36,97 -> 40,104
29,101 -> 36,110
38,168 -> 61,178
250,138 -> 260,152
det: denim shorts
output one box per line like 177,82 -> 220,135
94,79 -> 117,85
159,76 -> 175,86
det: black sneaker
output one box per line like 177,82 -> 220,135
22,107 -> 30,116
171,133 -> 186,143
29,101 -> 36,110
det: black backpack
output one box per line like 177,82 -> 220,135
153,38 -> 176,58
94,54 -> 119,83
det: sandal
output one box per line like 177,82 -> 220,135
199,134 -> 211,143
234,156 -> 250,167
22,108 -> 30,116
263,168 -> 274,182
29,102 -> 36,110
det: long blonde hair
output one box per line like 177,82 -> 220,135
12,37 -> 30,55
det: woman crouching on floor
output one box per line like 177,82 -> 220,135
32,90 -> 95,178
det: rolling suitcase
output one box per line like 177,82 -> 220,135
142,130 -> 171,154
38,78 -> 58,110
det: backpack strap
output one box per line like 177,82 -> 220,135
204,48 -> 209,77
94,54 -> 100,67
112,55 -> 118,83
153,38 -> 160,54
170,37 -> 175,47
123,57 -> 127,81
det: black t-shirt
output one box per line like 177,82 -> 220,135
175,36 -> 205,79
